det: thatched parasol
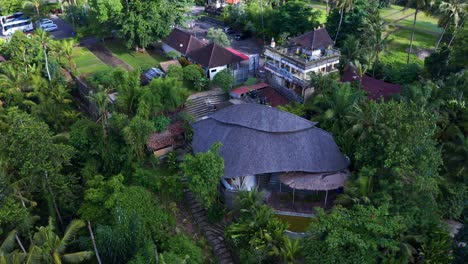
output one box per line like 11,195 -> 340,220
279,171 -> 348,191
279,171 -> 349,207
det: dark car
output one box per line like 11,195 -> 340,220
235,33 -> 248,41
141,67 -> 165,85
225,28 -> 236,35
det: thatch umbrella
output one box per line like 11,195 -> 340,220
279,171 -> 348,207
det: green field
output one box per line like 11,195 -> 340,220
72,47 -> 110,76
382,28 -> 438,64
105,40 -> 167,71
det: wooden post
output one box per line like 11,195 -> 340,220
292,188 -> 295,206
324,190 -> 328,208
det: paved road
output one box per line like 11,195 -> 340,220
49,15 -> 75,40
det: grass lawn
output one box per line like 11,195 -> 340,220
397,12 -> 442,33
381,5 -> 441,33
72,47 -> 110,76
309,0 -> 327,9
382,28 -> 438,64
105,39 -> 168,71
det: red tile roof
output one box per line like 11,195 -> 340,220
225,47 -> 249,60
230,82 -> 269,96
291,28 -> 334,50
163,28 -> 205,55
147,122 -> 185,151
188,43 -> 246,68
342,66 -> 401,101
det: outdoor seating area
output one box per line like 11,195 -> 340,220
267,190 -> 339,214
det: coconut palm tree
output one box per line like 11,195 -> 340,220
22,0 -> 43,18
333,0 -> 354,43
88,87 -> 110,132
35,29 -> 53,81
54,40 -> 77,74
26,219 -> 93,263
436,0 -> 468,49
406,0 -> 432,64
363,12 -> 390,76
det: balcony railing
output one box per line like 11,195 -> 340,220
265,61 -> 308,88
265,46 -> 340,71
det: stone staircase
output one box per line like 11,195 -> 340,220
185,89 -> 227,120
184,189 -> 235,264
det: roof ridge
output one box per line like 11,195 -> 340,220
208,43 -> 217,68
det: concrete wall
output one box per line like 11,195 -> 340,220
207,65 -> 227,80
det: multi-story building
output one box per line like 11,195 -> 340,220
264,28 -> 340,101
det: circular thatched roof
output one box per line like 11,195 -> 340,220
192,104 -> 349,178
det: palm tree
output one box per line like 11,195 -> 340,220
35,29 -> 53,81
333,0 -> 354,43
54,40 -> 77,74
23,0 -> 42,18
406,0 -> 432,64
26,219 -> 93,263
363,12 -> 390,76
340,35 -> 362,68
436,0 -> 468,49
88,88 -> 110,131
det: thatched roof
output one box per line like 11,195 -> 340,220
279,171 -> 349,191
192,104 -> 349,178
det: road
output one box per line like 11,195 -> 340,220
49,15 -> 75,40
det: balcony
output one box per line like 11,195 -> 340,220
265,46 -> 340,71
265,61 -> 308,88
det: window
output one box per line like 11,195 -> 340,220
210,69 -> 217,73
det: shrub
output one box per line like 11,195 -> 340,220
166,235 -> 204,264
212,69 -> 235,92
166,50 -> 179,60
244,77 -> 257,86
166,64 -> 183,80
178,57 -> 191,67
183,64 -> 203,83
154,115 -> 170,132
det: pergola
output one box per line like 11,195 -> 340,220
279,171 -> 349,207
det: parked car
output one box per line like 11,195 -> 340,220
40,23 -> 58,32
39,18 -> 54,25
223,27 -> 233,33
225,28 -> 236,35
141,67 -> 165,85
235,33 -> 248,41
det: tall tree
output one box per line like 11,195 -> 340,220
406,0 -> 432,64
333,0 -> 354,43
35,29 -> 53,81
206,28 -> 231,47
435,0 -> 467,49
181,143 -> 224,209
26,219 -> 93,263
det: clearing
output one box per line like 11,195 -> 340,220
72,47 -> 111,76
105,39 -> 168,71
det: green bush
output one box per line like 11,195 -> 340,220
244,77 -> 257,86
183,65 -> 203,83
166,64 -> 184,80
166,234 -> 204,264
154,115 -> 171,132
212,69 -> 235,92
